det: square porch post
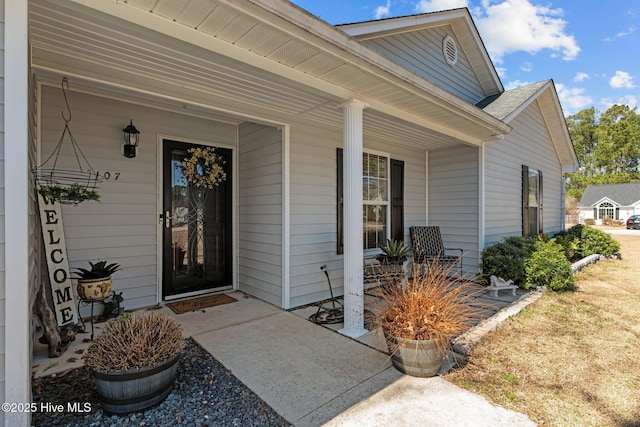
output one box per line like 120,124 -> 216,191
339,99 -> 369,339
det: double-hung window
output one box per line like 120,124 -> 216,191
522,165 -> 543,236
337,149 -> 404,254
363,152 -> 389,250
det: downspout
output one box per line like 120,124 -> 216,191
561,175 -> 567,230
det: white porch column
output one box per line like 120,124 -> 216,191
339,99 -> 369,339
5,1 -> 32,426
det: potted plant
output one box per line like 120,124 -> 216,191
84,312 -> 185,415
74,260 -> 121,301
370,260 -> 483,377
376,238 -> 411,277
377,238 -> 411,262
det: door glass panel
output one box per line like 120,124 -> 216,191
163,141 -> 231,297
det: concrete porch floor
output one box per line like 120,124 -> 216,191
32,289 -> 537,426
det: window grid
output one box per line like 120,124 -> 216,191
363,152 -> 389,250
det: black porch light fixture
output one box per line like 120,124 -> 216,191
123,119 -> 140,158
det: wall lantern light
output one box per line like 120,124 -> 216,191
123,120 -> 140,158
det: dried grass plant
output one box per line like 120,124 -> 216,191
369,260 -> 485,348
84,312 -> 185,372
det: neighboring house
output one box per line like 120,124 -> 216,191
2,1 -> 578,423
578,183 -> 640,224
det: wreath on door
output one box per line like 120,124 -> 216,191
179,146 -> 227,189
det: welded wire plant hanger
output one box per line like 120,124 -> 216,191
33,77 -> 102,205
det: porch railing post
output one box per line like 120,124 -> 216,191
338,99 -> 369,339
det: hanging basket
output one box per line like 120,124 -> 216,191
33,168 -> 101,205
32,77 -> 102,205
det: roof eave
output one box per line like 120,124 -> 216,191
68,0 -> 511,141
234,0 -> 511,136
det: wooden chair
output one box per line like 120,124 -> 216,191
409,226 -> 463,277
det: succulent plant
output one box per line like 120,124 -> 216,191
74,260 -> 121,280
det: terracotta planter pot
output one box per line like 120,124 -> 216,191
77,277 -> 112,301
91,352 -> 181,416
388,336 -> 448,377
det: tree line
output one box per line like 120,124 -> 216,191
566,104 -> 640,199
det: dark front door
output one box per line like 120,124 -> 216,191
162,140 -> 232,298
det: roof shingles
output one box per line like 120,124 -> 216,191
476,81 -> 548,121
579,183 -> 640,207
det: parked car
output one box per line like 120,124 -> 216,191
626,215 -> 640,230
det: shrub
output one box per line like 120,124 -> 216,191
602,217 -> 616,226
479,236 -> 537,286
524,239 -> 575,291
580,226 -> 621,257
553,233 -> 581,261
565,223 -> 584,238
584,219 -> 595,226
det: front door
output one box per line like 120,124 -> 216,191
162,140 -> 232,298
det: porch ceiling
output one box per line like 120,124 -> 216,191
29,0 -> 510,149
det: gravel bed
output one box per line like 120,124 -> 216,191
32,338 -> 291,426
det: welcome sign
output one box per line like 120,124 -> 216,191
38,194 -> 78,326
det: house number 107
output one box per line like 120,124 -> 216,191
94,171 -> 120,181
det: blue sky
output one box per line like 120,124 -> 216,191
290,0 -> 639,116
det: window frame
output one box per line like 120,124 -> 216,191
522,165 -> 543,237
362,149 -> 391,254
337,148 -> 403,256
596,201 -> 618,220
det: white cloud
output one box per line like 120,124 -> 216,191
617,25 -> 636,38
605,25 -> 637,41
609,71 -> 636,89
555,83 -> 593,113
520,62 -> 532,72
494,66 -> 507,78
472,0 -> 580,64
573,72 -> 589,83
415,0 -> 469,13
504,79 -> 532,90
600,95 -> 638,110
375,0 -> 392,19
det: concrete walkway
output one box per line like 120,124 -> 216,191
172,292 -> 536,426
33,290 -> 537,426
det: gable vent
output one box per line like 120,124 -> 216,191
443,35 -> 458,66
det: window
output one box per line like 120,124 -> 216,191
363,152 -> 389,250
522,165 -> 543,236
337,149 -> 404,254
596,202 -> 618,220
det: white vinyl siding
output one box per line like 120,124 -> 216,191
39,86 -> 237,309
238,122 -> 282,306
484,101 -> 563,244
428,145 -> 480,272
361,27 -> 486,104
288,121 -> 427,308
289,122 -> 342,307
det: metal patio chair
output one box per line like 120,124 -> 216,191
409,226 -> 463,277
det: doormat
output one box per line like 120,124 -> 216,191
166,293 -> 237,314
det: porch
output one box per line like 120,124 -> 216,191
32,287 -> 534,425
